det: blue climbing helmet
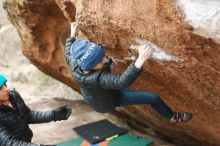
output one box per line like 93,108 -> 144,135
0,74 -> 7,88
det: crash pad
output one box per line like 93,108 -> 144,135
57,137 -> 83,146
73,119 -> 128,144
57,137 -> 108,146
108,134 -> 153,146
57,134 -> 153,146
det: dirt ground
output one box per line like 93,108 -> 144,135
0,2 -> 177,145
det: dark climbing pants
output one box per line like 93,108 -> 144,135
118,90 -> 174,119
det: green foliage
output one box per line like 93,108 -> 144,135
27,67 -> 54,86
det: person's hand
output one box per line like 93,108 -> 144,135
137,45 -> 153,61
53,105 -> 72,121
70,22 -> 79,38
135,45 -> 153,69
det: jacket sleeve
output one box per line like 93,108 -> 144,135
28,110 -> 55,124
64,37 -> 77,65
9,90 -> 55,124
98,62 -> 143,90
0,124 -> 38,146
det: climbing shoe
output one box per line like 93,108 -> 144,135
169,112 -> 193,123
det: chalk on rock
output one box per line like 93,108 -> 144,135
130,38 -> 183,62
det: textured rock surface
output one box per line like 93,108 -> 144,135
2,0 -> 220,146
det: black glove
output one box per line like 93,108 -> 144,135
53,105 -> 72,121
40,144 -> 56,146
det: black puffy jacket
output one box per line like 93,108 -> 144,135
0,89 -> 57,146
65,37 -> 143,113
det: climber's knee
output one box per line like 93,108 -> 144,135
147,92 -> 161,103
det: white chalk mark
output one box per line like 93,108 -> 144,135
130,38 -> 183,62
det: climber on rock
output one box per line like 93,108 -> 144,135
64,22 -> 193,123
0,74 -> 72,146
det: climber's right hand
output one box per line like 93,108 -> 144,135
138,45 -> 153,61
70,22 -> 79,38
135,45 -> 153,69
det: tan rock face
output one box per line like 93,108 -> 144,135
3,0 -> 220,145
